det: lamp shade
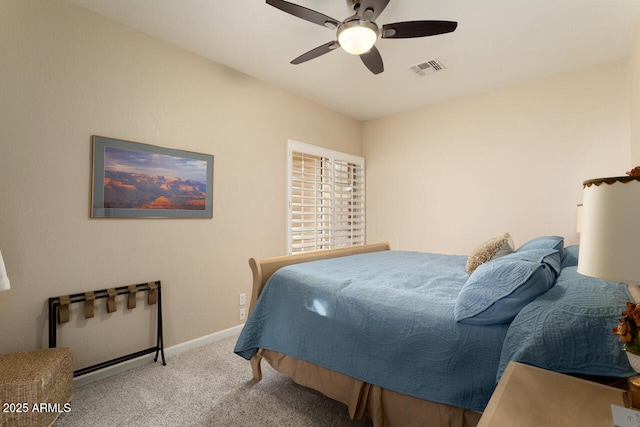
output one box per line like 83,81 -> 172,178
0,249 -> 10,291
577,176 -> 640,285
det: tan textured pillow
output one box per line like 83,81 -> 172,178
465,232 -> 515,274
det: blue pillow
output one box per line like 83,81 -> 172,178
497,266 -> 634,380
560,245 -> 579,269
454,249 -> 561,325
516,235 -> 564,259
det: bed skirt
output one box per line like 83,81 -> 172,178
255,349 -> 481,427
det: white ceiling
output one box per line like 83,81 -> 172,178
66,0 -> 640,121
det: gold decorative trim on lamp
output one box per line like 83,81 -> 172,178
0,249 -> 10,291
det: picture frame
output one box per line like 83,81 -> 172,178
91,136 -> 214,218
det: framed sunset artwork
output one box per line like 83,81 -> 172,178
91,136 -> 214,218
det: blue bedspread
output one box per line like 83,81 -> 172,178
234,251 -> 510,411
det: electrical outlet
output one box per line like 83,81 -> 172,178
239,307 -> 246,321
239,293 -> 246,306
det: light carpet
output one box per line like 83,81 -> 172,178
54,334 -> 373,426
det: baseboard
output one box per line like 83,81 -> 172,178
73,324 -> 244,388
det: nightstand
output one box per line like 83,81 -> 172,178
478,361 -> 627,427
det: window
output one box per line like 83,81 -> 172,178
287,140 -> 365,255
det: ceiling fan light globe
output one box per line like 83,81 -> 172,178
337,21 -> 378,55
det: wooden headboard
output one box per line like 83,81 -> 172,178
247,242 -> 390,315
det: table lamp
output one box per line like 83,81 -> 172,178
577,172 -> 640,407
0,249 -> 10,291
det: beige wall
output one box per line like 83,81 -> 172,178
0,0 -> 362,368
630,17 -> 640,165
363,61 -> 631,255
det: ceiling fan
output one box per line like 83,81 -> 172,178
266,0 -> 457,75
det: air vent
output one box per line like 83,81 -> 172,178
409,58 -> 446,77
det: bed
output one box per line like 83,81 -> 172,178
234,236 -> 636,427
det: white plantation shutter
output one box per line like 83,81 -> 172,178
287,140 -> 365,255
333,158 -> 365,248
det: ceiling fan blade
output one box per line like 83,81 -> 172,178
359,46 -> 384,75
356,0 -> 390,21
266,0 -> 340,28
382,20 -> 457,39
291,41 -> 339,65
